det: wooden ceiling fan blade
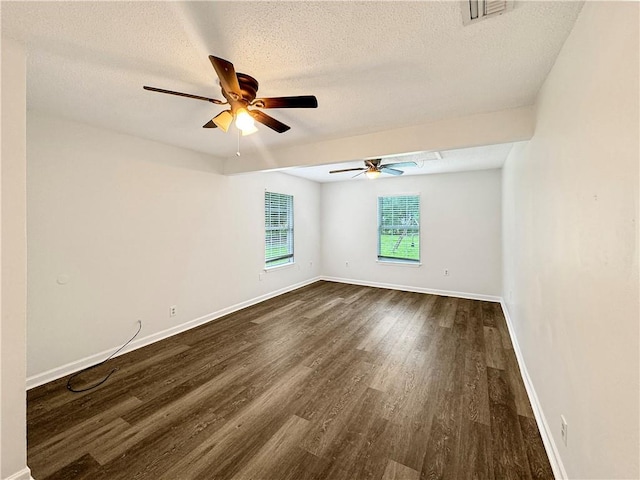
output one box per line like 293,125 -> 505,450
254,96 -> 318,109
250,110 -> 290,133
329,167 -> 366,174
209,56 -> 242,99
212,110 -> 233,132
202,120 -> 217,128
380,167 -> 404,176
143,86 -> 223,104
383,161 -> 417,168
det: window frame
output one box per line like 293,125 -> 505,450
264,191 -> 294,269
377,193 -> 421,264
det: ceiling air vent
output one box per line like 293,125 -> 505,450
423,151 -> 443,161
462,0 -> 514,25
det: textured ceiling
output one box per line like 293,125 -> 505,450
2,1 -> 583,159
284,143 -> 515,182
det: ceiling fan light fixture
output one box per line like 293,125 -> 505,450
235,108 -> 255,134
241,124 -> 259,136
212,110 -> 233,132
365,170 -> 381,180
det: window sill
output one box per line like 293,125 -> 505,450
264,262 -> 295,272
376,260 -> 422,268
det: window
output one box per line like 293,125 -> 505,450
378,195 -> 420,263
265,191 -> 294,268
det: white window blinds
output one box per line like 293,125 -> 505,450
378,195 -> 420,262
265,192 -> 294,268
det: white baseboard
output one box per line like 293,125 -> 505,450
320,276 -> 502,303
26,276 -> 322,390
3,467 -> 32,480
500,300 -> 567,480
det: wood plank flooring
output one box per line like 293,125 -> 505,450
27,281 -> 553,480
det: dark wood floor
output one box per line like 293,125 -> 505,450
27,281 -> 553,480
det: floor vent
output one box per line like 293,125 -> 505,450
462,0 -> 514,25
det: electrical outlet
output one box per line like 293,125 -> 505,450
561,415 -> 568,446
444,269 -> 450,276
169,305 -> 177,317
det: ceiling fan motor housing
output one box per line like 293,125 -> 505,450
235,73 -> 259,103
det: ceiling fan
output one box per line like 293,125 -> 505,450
330,159 -> 418,179
143,55 -> 318,136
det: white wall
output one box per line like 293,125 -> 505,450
322,169 -> 502,298
27,112 -> 321,383
1,38 -> 31,480
502,2 -> 639,479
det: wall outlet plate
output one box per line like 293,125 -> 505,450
561,415 -> 568,446
169,305 -> 177,317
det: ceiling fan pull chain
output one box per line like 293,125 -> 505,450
236,127 -> 241,157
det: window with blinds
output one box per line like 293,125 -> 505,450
377,195 -> 420,263
265,192 -> 294,268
